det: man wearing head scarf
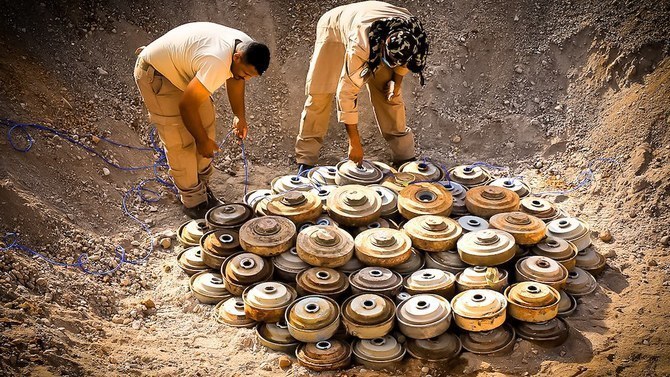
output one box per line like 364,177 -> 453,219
295,1 -> 428,172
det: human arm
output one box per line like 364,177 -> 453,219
179,77 -> 221,158
226,76 -> 248,139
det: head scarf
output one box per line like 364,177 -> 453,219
368,16 -> 429,85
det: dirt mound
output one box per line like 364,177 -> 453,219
1,0 -> 669,376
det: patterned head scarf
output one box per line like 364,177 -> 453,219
368,17 -> 429,85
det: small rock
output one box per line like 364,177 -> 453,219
102,168 -> 111,176
120,278 -> 131,287
514,15 -> 520,22
278,355 -> 292,369
642,339 -> 649,345
451,135 -> 462,144
421,367 -> 430,373
534,161 -> 543,169
661,235 -> 669,246
131,321 -> 141,330
131,240 -> 141,246
159,238 -> 172,249
97,67 -> 109,76
260,363 -> 272,371
560,350 -> 566,357
91,135 -> 101,144
514,66 -> 524,74
603,249 -> 617,259
648,259 -> 658,267
554,104 -> 563,111
142,298 -> 156,309
599,230 -> 613,243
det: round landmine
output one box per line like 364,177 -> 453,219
286,295 -> 341,343
490,177 -> 531,198
338,255 -> 366,275
308,165 -> 338,186
531,237 -> 578,271
256,320 -> 299,354
352,335 -> 405,369
457,229 -> 518,266
395,291 -> 412,305
399,160 -> 444,181
355,228 -> 413,267
272,247 -> 309,282
371,161 -> 397,176
353,218 -> 399,237
296,340 -> 352,371
205,203 -> 253,230
489,212 -> 546,245
311,185 -> 336,209
327,185 -> 382,227
557,290 -> 578,317
222,251 -> 273,296
406,333 -> 462,362
451,289 -> 507,331
398,183 -> 453,219
504,282 -> 560,322
271,174 -> 312,194
314,214 -> 338,227
575,247 -> 607,275
214,297 -> 256,328
424,250 -> 469,275
296,225 -> 354,268
458,215 -> 489,233
177,246 -> 209,276
342,293 -> 396,339
564,267 -> 598,296
403,215 -> 463,252
244,189 -> 273,211
177,218 -> 208,247
396,294 -> 452,339
404,269 -> 456,299
267,191 -> 322,224
189,271 -> 231,305
239,216 -> 296,257
546,217 -> 591,251
381,172 -> 419,193
515,256 -> 569,290
515,317 -> 570,347
465,186 -> 520,219
447,165 -> 492,188
455,266 -> 509,293
391,248 -> 425,277
439,181 -> 468,216
349,267 -> 404,298
335,160 -> 384,186
519,197 -> 562,222
243,282 -> 297,323
369,185 -> 399,218
459,324 -> 516,355
296,267 -> 349,299
200,229 -> 241,270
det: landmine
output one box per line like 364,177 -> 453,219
175,160 -> 606,371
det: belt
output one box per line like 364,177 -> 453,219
137,56 -> 163,77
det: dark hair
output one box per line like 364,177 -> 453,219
239,41 -> 270,75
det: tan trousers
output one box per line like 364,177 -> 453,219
134,59 -> 216,208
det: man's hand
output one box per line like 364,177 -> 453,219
385,80 -> 397,101
348,140 -> 364,165
196,138 -> 221,158
232,116 -> 248,139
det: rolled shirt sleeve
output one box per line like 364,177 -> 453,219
336,46 -> 368,124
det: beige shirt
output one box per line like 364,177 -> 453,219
314,1 -> 412,124
141,22 -> 252,94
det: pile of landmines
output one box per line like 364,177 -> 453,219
175,160 -> 606,371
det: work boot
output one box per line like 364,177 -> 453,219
391,157 -> 417,170
297,164 -> 314,175
182,201 -> 210,219
206,187 -> 224,209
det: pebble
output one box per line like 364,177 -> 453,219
534,161 -> 543,169
278,356 -> 291,369
260,363 -> 272,371
603,249 -> 617,259
451,135 -> 462,144
599,230 -> 613,243
514,66 -> 523,74
642,339 -> 649,345
102,168 -> 111,176
421,367 -> 430,373
159,238 -> 172,249
91,135 -> 101,144
97,67 -> 109,76
661,235 -> 669,246
131,240 -> 141,246
142,298 -> 156,309
648,259 -> 658,267
120,278 -> 131,287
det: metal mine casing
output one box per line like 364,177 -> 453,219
341,293 -> 396,339
177,246 -> 209,276
271,174 -> 312,194
372,161 -> 398,176
256,320 -> 299,353
296,225 -> 354,268
396,294 -> 452,339
564,267 -> 598,296
448,165 -> 492,188
244,189 -> 273,212
490,177 -> 531,198
558,290 -> 578,317
403,215 -> 463,252
439,181 -> 469,216
457,229 -> 518,266
515,317 -> 570,347
455,266 -> 509,293
239,216 -> 296,257
406,333 -> 462,362
267,191 -> 323,224
353,218 -> 400,238
338,256 -> 366,275
489,212 -> 546,245
352,335 -> 405,369
458,215 -> 490,233
424,250 -> 469,275
403,269 -> 456,299
460,324 -> 516,355
519,197 -> 562,222
391,248 -> 425,277
189,271 -> 231,305
381,172 -> 419,193
272,247 -> 309,282
327,185 -> 382,227
546,217 -> 592,251
504,282 -> 560,322
349,267 -> 404,298
308,166 -> 338,186
335,160 -> 384,186
178,218 -> 208,247
243,282 -> 297,323
398,183 -> 453,219
465,186 -> 520,219
451,289 -> 507,332
369,185 -> 399,218
296,340 -> 352,371
531,237 -> 578,271
399,160 -> 445,181
200,229 -> 241,270
214,297 -> 256,328
354,228 -> 413,267
515,256 -> 569,290
205,203 -> 254,230
286,295 -> 341,343
296,267 -> 350,299
222,252 -> 273,296
311,185 -> 336,210
575,247 -> 607,275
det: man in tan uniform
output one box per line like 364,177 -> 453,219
295,1 -> 428,172
134,22 -> 270,218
